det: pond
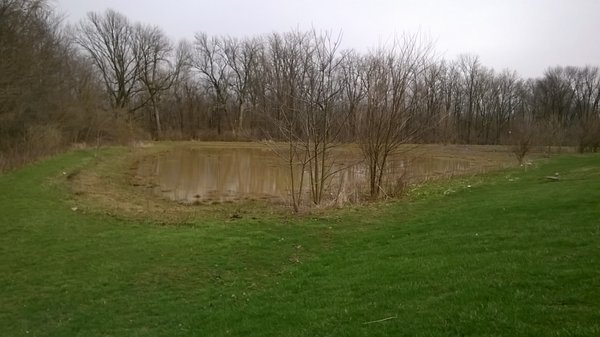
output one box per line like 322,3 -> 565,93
132,144 -> 515,205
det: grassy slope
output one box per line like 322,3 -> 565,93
0,149 -> 599,336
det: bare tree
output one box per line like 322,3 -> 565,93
340,49 -> 366,141
491,70 -> 520,144
193,33 -> 230,135
299,30 -> 347,205
263,31 -> 312,211
74,9 -> 141,114
133,24 -> 187,138
457,54 -> 481,144
569,66 -> 600,152
223,36 -> 262,135
416,59 -> 447,142
263,30 -> 350,209
359,33 -> 432,199
510,116 -> 536,165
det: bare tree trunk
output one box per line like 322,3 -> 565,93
152,97 -> 162,139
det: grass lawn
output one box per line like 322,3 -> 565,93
1,147 -> 599,336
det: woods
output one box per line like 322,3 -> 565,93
2,1 -> 600,175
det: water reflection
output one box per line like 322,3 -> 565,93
134,146 -> 487,204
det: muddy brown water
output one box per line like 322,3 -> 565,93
133,145 -> 515,205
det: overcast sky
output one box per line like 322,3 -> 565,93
55,0 -> 600,78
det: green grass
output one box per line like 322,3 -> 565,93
1,148 -> 599,336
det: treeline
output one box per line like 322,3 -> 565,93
0,0 -> 136,171
2,0 -> 599,171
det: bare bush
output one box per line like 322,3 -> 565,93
359,33 -> 432,199
510,118 -> 536,165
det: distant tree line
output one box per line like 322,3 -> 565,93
2,1 -> 599,172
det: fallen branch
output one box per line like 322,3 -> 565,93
362,316 -> 397,325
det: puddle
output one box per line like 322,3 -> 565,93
133,145 -> 512,204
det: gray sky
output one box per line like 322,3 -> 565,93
55,0 -> 600,78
